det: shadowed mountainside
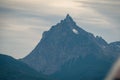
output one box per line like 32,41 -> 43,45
21,14 -> 120,80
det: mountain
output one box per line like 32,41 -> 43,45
0,54 -> 50,80
22,14 -> 120,80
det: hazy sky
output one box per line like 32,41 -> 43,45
0,0 -> 120,59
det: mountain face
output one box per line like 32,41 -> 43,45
22,14 -> 120,80
0,54 -> 49,80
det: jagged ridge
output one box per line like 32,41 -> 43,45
22,14 -> 120,80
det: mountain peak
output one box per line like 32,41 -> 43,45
66,14 -> 71,18
42,14 -> 90,40
64,14 -> 74,22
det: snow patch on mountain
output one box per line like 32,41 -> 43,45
72,29 -> 79,34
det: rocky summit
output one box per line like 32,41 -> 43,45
22,14 -> 120,80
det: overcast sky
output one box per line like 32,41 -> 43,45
0,0 -> 120,59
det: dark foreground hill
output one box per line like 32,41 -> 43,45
0,54 -> 50,80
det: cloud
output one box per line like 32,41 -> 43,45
75,0 -> 120,28
74,0 -> 120,41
